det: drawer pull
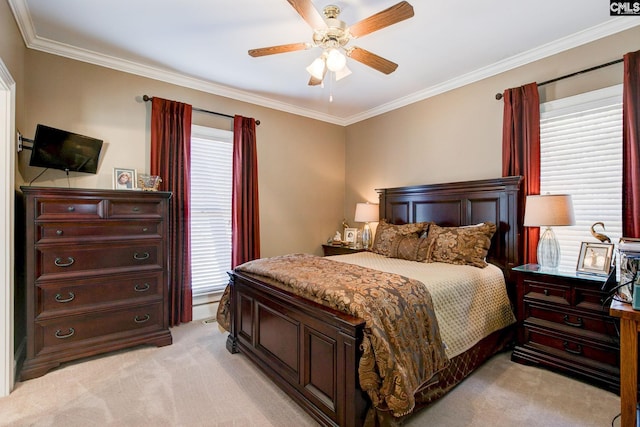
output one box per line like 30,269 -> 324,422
132,207 -> 140,212
134,314 -> 150,323
543,289 -> 549,296
54,257 -> 75,267
56,229 -> 63,236
133,252 -> 150,260
55,328 -> 75,339
562,341 -> 583,355
54,292 -> 75,303
563,315 -> 583,328
134,283 -> 150,292
142,227 -> 148,232
67,206 -> 75,212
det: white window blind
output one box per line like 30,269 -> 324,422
539,85 -> 623,271
190,125 -> 233,296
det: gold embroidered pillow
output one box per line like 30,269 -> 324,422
426,222 -> 497,268
371,220 -> 430,257
389,234 -> 430,262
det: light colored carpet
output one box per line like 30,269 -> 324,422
0,321 -> 621,426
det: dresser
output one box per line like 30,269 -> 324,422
321,244 -> 366,256
511,264 -> 620,392
19,187 -> 173,380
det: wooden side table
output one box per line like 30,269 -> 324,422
609,299 -> 640,427
321,244 -> 365,256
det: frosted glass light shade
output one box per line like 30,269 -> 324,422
306,57 -> 326,80
326,49 -> 346,72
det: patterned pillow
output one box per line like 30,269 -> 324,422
371,220 -> 430,257
389,234 -> 430,262
425,222 -> 497,268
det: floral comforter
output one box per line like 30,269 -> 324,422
216,253 -> 449,417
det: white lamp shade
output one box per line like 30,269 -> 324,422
524,194 -> 575,227
354,202 -> 379,223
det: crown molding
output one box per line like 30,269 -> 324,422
9,0 -> 639,126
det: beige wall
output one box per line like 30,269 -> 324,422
17,52 -> 346,257
344,26 -> 640,224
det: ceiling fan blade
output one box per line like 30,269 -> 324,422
347,47 -> 398,74
248,42 -> 309,57
348,1 -> 414,38
287,0 -> 327,30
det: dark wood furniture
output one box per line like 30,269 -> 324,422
226,176 -> 522,427
512,264 -> 620,392
19,187 -> 173,380
321,244 -> 366,256
609,299 -> 639,427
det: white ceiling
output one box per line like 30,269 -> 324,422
7,0 -> 639,125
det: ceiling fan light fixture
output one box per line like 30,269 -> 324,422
335,64 -> 352,81
326,48 -> 346,72
306,57 -> 326,80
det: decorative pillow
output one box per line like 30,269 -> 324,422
371,220 -> 430,257
425,222 -> 497,268
389,234 -> 430,262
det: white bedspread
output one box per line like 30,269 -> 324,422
328,252 -> 515,358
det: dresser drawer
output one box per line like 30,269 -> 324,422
526,303 -> 618,336
36,272 -> 164,317
35,198 -> 105,220
36,242 -> 163,279
34,302 -> 165,356
36,221 -> 163,243
108,199 -> 164,219
525,324 -> 619,366
523,278 -> 571,306
575,285 -> 608,312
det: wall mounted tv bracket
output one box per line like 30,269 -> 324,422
17,131 -> 34,152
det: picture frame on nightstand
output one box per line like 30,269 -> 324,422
577,242 -> 614,276
344,227 -> 358,245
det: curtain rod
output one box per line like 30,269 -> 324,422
494,58 -> 623,100
142,95 -> 260,125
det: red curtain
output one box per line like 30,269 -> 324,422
150,97 -> 193,326
502,82 -> 541,265
623,49 -> 640,238
232,116 -> 260,268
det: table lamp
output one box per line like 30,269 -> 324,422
354,202 -> 379,249
524,194 -> 575,268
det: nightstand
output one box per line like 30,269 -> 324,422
322,244 -> 366,256
511,264 -> 620,392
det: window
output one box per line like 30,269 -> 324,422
190,125 -> 233,296
539,85 -> 623,271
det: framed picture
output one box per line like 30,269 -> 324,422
344,227 -> 358,245
113,168 -> 137,190
577,242 -> 614,275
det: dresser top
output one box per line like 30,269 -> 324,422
513,263 -> 607,284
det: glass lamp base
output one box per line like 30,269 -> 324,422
362,224 -> 372,249
537,227 -> 560,268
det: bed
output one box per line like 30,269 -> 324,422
217,176 -> 523,427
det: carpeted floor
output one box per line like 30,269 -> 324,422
0,320 -> 621,426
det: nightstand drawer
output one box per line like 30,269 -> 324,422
525,324 -> 618,366
522,278 -> 570,306
526,303 -> 618,336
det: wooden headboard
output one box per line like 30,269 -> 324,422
376,176 -> 523,273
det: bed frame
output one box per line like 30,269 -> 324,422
225,176 -> 522,427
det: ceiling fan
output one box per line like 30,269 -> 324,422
248,0 -> 415,86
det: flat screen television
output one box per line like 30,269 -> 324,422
29,124 -> 103,174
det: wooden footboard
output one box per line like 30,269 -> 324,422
226,271 -> 369,427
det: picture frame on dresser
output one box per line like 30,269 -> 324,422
113,167 -> 137,190
577,242 -> 614,275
